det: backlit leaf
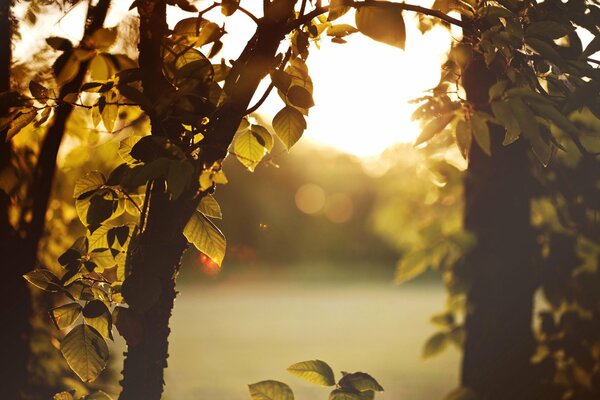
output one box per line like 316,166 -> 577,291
423,331 -> 449,358
470,112 -> 491,156
83,300 -> 113,340
415,113 -> 455,146
234,129 -> 268,171
287,85 -> 315,109
74,171 -> 106,199
248,380 -> 294,400
197,194 -> 222,219
24,270 -> 62,292
287,360 -> 336,386
272,106 -> 306,150
50,303 -> 82,330
60,324 -> 109,382
339,372 -> 384,392
356,5 -> 406,49
184,212 -> 226,266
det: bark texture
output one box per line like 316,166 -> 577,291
460,58 -> 539,399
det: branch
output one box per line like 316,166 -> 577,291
245,49 -> 293,115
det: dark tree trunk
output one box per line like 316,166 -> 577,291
0,2 -> 32,397
0,2 -> 110,398
118,2 -> 296,398
459,58 -> 539,399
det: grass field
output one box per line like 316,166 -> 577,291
111,281 -> 459,400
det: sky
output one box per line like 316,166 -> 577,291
13,0 -> 454,158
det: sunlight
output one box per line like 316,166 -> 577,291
302,20 -> 452,157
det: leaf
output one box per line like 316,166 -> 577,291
508,98 -> 551,166
491,100 -> 520,145
287,85 -> 315,109
29,80 -> 49,98
74,171 -> 106,199
329,389 -> 373,400
339,372 -> 384,392
423,331 -> 449,358
415,113 -> 455,146
272,106 -> 306,150
526,21 -> 572,40
221,0 -> 240,16
470,112 -> 491,156
396,251 -> 429,283
183,212 -> 226,266
287,360 -> 335,386
83,300 -> 113,340
455,120 -> 471,159
118,136 -> 143,164
248,380 -> 294,400
234,130 -> 268,171
50,303 -> 82,330
89,27 -> 118,50
102,90 -> 119,132
328,0 -> 351,21
60,324 -> 109,382
327,24 -> 359,38
197,194 -> 222,219
355,5 -> 406,49
6,111 -> 37,141
23,270 -> 62,292
54,51 -> 81,87
46,36 -> 73,51
251,125 -> 274,151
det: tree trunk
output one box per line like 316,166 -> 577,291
118,1 -> 296,397
0,2 -> 32,397
460,58 -> 539,399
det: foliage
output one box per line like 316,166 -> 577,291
251,360 -> 383,400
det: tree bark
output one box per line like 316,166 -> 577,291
0,2 -> 110,398
459,58 -> 539,399
118,2 -> 296,398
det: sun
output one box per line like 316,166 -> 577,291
300,18 -> 453,158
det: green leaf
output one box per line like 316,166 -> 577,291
270,69 -> 293,92
184,212 -> 226,266
423,331 -> 449,358
74,171 -> 106,199
272,106 -> 307,151
339,372 -> 384,392
470,113 -> 491,156
396,251 -> 428,283
54,51 -> 81,87
251,125 -> 274,151
355,5 -> 406,49
286,85 -> 315,109
197,194 -> 222,219
234,129 -> 268,171
50,303 -> 82,330
83,300 -> 113,340
248,380 -> 294,400
60,324 -> 109,382
287,360 -> 336,386
415,113 -> 455,146
455,120 -> 471,159
507,98 -> 551,166
24,269 -> 62,292
329,389 -> 374,400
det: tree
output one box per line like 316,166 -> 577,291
7,0 -> 599,399
1,1 -> 118,397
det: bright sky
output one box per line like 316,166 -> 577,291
14,1 -> 453,158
